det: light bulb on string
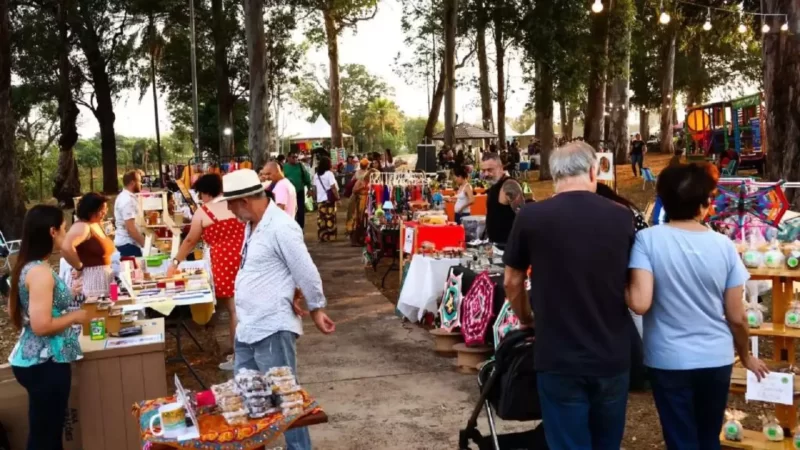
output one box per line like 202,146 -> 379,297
703,8 -> 712,31
761,23 -> 770,34
659,10 -> 671,24
591,0 -> 603,13
738,22 -> 747,33
781,19 -> 789,32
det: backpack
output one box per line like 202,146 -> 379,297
491,329 -> 541,421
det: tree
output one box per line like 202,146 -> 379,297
404,116 -> 442,151
510,109 -> 534,135
606,0 -> 635,164
0,0 -> 27,239
464,0 -> 493,132
763,0 -> 800,209
364,98 -> 402,136
243,0 -> 268,169
583,1 -> 610,150
491,0 -> 519,150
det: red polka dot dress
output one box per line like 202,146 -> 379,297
201,205 -> 245,299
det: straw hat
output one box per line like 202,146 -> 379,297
214,169 -> 268,202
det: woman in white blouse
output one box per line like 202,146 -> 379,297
313,157 -> 340,242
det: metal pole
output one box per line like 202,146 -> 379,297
189,0 -> 201,157
150,14 -> 164,187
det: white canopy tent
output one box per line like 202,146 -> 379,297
520,123 -> 536,137
505,123 -> 521,138
285,115 -> 351,141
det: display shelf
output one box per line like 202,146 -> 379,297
721,429 -> 793,450
748,268 -> 800,280
749,324 -> 800,339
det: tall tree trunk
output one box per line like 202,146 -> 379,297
584,2 -> 610,150
494,22 -> 506,149
639,107 -> 649,137
536,64 -> 555,181
443,0 -> 457,147
559,100 -> 567,139
424,58 -> 446,140
603,82 -> 612,144
213,0 -> 234,157
608,9 -> 631,166
476,22 -> 493,132
659,26 -> 678,155
52,0 -> 80,205
763,0 -> 800,208
0,0 -> 26,238
566,104 -> 578,140
322,9 -> 343,148
243,0 -> 268,169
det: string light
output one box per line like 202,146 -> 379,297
703,8 -> 712,30
658,0 -> 671,24
738,22 -> 747,33
781,20 -> 789,32
761,22 -> 770,33
591,0 -> 603,13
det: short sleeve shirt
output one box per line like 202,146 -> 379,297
313,171 -> 337,203
502,191 -> 635,376
114,189 -> 139,247
272,178 -> 298,219
629,225 -> 750,370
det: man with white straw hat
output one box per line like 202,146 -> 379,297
218,169 -> 335,450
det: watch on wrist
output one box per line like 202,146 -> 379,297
172,258 -> 180,267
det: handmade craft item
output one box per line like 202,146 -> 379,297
723,410 -> 746,441
764,240 -> 785,268
762,414 -> 784,441
787,242 -> 800,270
460,271 -> 496,347
438,271 -> 463,332
742,233 -> 765,269
492,300 -> 521,350
709,180 -> 790,240
745,301 -> 765,329
786,301 -> 800,329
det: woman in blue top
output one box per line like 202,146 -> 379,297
626,164 -> 769,450
7,205 -> 87,450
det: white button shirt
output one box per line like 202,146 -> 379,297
234,201 -> 327,344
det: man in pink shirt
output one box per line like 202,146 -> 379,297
262,161 -> 298,218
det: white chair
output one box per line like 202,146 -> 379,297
0,230 -> 21,272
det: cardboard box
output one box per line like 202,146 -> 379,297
0,363 -> 82,450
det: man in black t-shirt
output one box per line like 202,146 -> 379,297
629,133 -> 646,177
503,141 -> 634,450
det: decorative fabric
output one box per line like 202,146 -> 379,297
492,300 -> 521,351
201,206 -> 246,299
133,390 -> 321,450
317,203 -> 338,242
80,265 -> 113,297
460,271 -> 495,347
346,192 -> 368,247
438,271 -> 463,332
8,261 -> 83,367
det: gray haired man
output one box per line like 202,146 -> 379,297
502,142 -> 635,450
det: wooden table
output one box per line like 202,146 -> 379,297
78,318 -> 168,450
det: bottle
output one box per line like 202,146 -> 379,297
109,280 -> 118,302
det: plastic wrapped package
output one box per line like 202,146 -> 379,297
745,301 -> 765,328
282,406 -> 304,417
742,233 -> 764,268
762,415 -> 784,441
211,380 -> 239,400
763,240 -> 785,268
235,369 -> 268,391
279,393 -> 304,405
786,301 -> 800,329
222,409 -> 249,426
272,380 -> 301,395
267,367 -> 293,378
723,410 -> 746,441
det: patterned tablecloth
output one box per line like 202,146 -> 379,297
132,390 -> 321,450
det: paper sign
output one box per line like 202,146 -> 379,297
403,227 -> 415,254
745,371 -> 794,405
174,375 -> 201,440
597,152 -> 614,181
104,333 -> 164,349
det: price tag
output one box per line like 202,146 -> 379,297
403,227 -> 415,254
746,371 -> 794,405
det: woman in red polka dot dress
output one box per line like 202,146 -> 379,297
168,174 -> 245,370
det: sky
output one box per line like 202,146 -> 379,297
76,0 -> 532,139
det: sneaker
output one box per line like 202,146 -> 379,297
219,355 -> 234,371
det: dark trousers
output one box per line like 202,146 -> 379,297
455,212 -> 470,225
537,371 -> 629,450
649,365 -> 733,450
116,244 -> 142,257
631,153 -> 644,176
13,361 -> 71,450
295,188 -> 306,230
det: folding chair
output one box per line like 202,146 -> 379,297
641,167 -> 657,190
0,230 -> 21,273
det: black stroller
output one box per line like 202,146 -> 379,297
458,329 -> 548,450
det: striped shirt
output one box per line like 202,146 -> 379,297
234,201 -> 326,344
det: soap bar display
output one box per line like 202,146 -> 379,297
722,410 -> 745,442
786,301 -> 800,329
762,415 -> 784,442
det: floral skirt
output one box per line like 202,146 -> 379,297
317,202 -> 337,242
346,193 -> 367,246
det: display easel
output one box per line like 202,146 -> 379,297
136,192 -> 181,259
722,267 -> 800,449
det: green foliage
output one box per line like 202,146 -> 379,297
511,110 -> 535,135
404,116 -> 441,151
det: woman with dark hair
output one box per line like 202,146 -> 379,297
313,157 -> 340,242
595,183 -> 648,232
453,166 -> 474,224
62,193 -> 116,296
382,148 -> 395,172
167,173 -> 245,371
8,205 -> 87,450
626,164 -> 769,449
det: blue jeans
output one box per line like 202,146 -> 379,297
537,371 -> 629,450
116,244 -> 142,257
454,212 -> 470,225
649,365 -> 732,450
234,331 -> 311,450
630,153 -> 644,177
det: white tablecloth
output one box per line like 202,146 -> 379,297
397,255 -> 461,322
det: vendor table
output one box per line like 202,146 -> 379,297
367,221 -> 401,288
79,318 -> 168,450
397,254 -> 462,322
445,194 -> 487,222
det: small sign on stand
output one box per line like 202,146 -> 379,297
745,371 -> 794,405
174,374 -> 201,440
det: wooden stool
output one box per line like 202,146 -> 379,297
453,343 -> 492,374
430,329 -> 463,357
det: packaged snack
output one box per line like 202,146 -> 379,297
279,393 -> 304,405
723,410 -> 746,441
745,300 -> 765,328
743,233 -> 764,268
786,301 -> 800,329
764,240 -> 785,268
762,415 -> 784,442
272,381 -> 301,395
267,367 -> 293,378
211,380 -> 239,400
218,395 -> 244,412
282,406 -> 304,417
222,409 -> 248,426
